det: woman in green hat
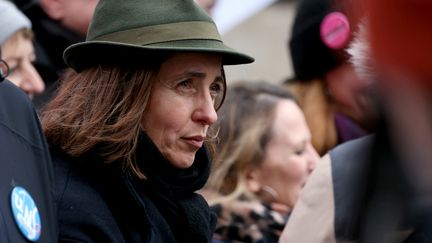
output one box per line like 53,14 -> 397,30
41,0 -> 253,242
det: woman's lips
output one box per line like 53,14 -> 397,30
183,136 -> 204,148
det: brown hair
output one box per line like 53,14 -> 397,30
42,65 -> 157,179
43,60 -> 226,178
205,81 -> 296,204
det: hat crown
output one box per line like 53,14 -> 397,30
63,0 -> 254,71
87,0 -> 215,41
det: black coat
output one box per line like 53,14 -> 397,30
51,133 -> 216,242
0,80 -> 57,242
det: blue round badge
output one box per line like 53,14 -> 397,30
10,186 -> 41,241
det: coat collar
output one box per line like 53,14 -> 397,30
135,132 -> 212,196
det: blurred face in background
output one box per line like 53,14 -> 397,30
2,29 -> 44,98
325,62 -> 378,130
40,0 -> 99,36
248,99 -> 319,208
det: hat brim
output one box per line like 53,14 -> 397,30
64,39 -> 254,71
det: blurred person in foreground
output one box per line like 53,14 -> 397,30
13,0 -> 99,108
279,0 -> 432,242
359,0 -> 432,241
204,81 -> 319,242
284,0 -> 377,156
0,0 -> 44,98
41,0 -> 253,241
0,44 -> 56,242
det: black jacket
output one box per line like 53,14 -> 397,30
0,80 -> 57,242
332,134 -> 432,242
52,133 -> 216,242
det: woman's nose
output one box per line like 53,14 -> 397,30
20,63 -> 45,96
192,92 -> 218,125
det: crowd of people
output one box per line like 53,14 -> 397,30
0,0 -> 431,242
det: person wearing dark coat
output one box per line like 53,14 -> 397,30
40,0 -> 254,242
0,53 -> 57,242
51,133 -> 215,242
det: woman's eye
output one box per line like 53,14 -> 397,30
178,79 -> 192,88
295,148 -> 305,156
175,79 -> 196,95
210,81 -> 223,97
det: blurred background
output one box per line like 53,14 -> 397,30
212,0 -> 297,85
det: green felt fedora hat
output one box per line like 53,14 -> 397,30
63,0 -> 254,71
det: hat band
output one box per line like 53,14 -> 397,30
91,21 -> 222,45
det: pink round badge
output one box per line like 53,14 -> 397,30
320,12 -> 350,49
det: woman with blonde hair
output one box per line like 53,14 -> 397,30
205,81 -> 319,242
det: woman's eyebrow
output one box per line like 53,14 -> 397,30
184,71 -> 206,78
176,71 -> 223,82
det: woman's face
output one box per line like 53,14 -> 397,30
250,100 -> 319,208
40,0 -> 99,36
325,63 -> 378,130
2,32 -> 44,98
141,52 -> 223,169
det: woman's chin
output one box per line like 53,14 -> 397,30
169,154 -> 196,169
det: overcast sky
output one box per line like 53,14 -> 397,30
212,0 -> 278,34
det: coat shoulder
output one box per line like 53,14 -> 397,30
51,149 -> 125,242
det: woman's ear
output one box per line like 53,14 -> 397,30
245,167 -> 261,193
40,0 -> 64,21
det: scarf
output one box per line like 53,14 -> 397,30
131,132 -> 216,243
211,197 -> 290,243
